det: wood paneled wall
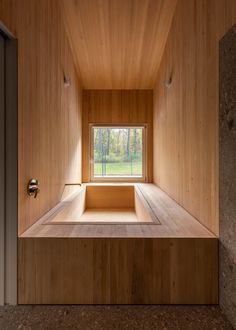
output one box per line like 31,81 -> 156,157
82,90 -> 153,182
0,0 -> 82,235
153,0 -> 236,235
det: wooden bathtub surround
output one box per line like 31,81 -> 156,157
45,184 -> 155,224
18,184 -> 218,304
20,184 -> 216,238
18,237 -> 218,304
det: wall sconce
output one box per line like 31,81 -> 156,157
164,71 -> 173,88
64,75 -> 71,88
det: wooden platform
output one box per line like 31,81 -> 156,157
18,184 -> 218,304
20,184 -> 216,238
18,237 -> 218,304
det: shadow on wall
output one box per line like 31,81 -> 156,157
219,22 -> 236,329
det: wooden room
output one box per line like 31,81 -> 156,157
0,0 -> 236,328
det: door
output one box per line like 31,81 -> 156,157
0,33 -> 5,306
0,28 -> 18,305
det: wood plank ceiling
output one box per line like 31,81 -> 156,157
62,0 -> 177,89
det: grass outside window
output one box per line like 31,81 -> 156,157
90,126 -> 146,181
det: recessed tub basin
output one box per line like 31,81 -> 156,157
46,184 -> 160,224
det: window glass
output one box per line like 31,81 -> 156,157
92,127 -> 144,178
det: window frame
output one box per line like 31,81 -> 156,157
90,123 -> 147,182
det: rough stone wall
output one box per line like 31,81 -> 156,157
220,23 -> 236,329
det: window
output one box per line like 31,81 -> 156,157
90,125 -> 146,181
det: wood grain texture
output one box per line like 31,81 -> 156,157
0,0 -> 83,234
134,188 -> 154,223
46,184 -> 153,224
153,0 -> 236,236
18,237 -> 218,304
50,188 -> 86,223
86,185 -> 134,209
77,209 -> 139,223
62,0 -> 177,89
20,184 -> 216,238
82,90 -> 153,182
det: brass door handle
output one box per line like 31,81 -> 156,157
27,179 -> 40,198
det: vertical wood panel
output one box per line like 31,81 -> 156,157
0,0 -> 82,234
62,0 -> 177,89
0,33 -> 5,305
153,0 -> 236,235
18,237 -> 218,304
82,90 -> 153,182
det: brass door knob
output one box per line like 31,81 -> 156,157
27,179 -> 40,198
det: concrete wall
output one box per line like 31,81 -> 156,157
220,23 -> 236,329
